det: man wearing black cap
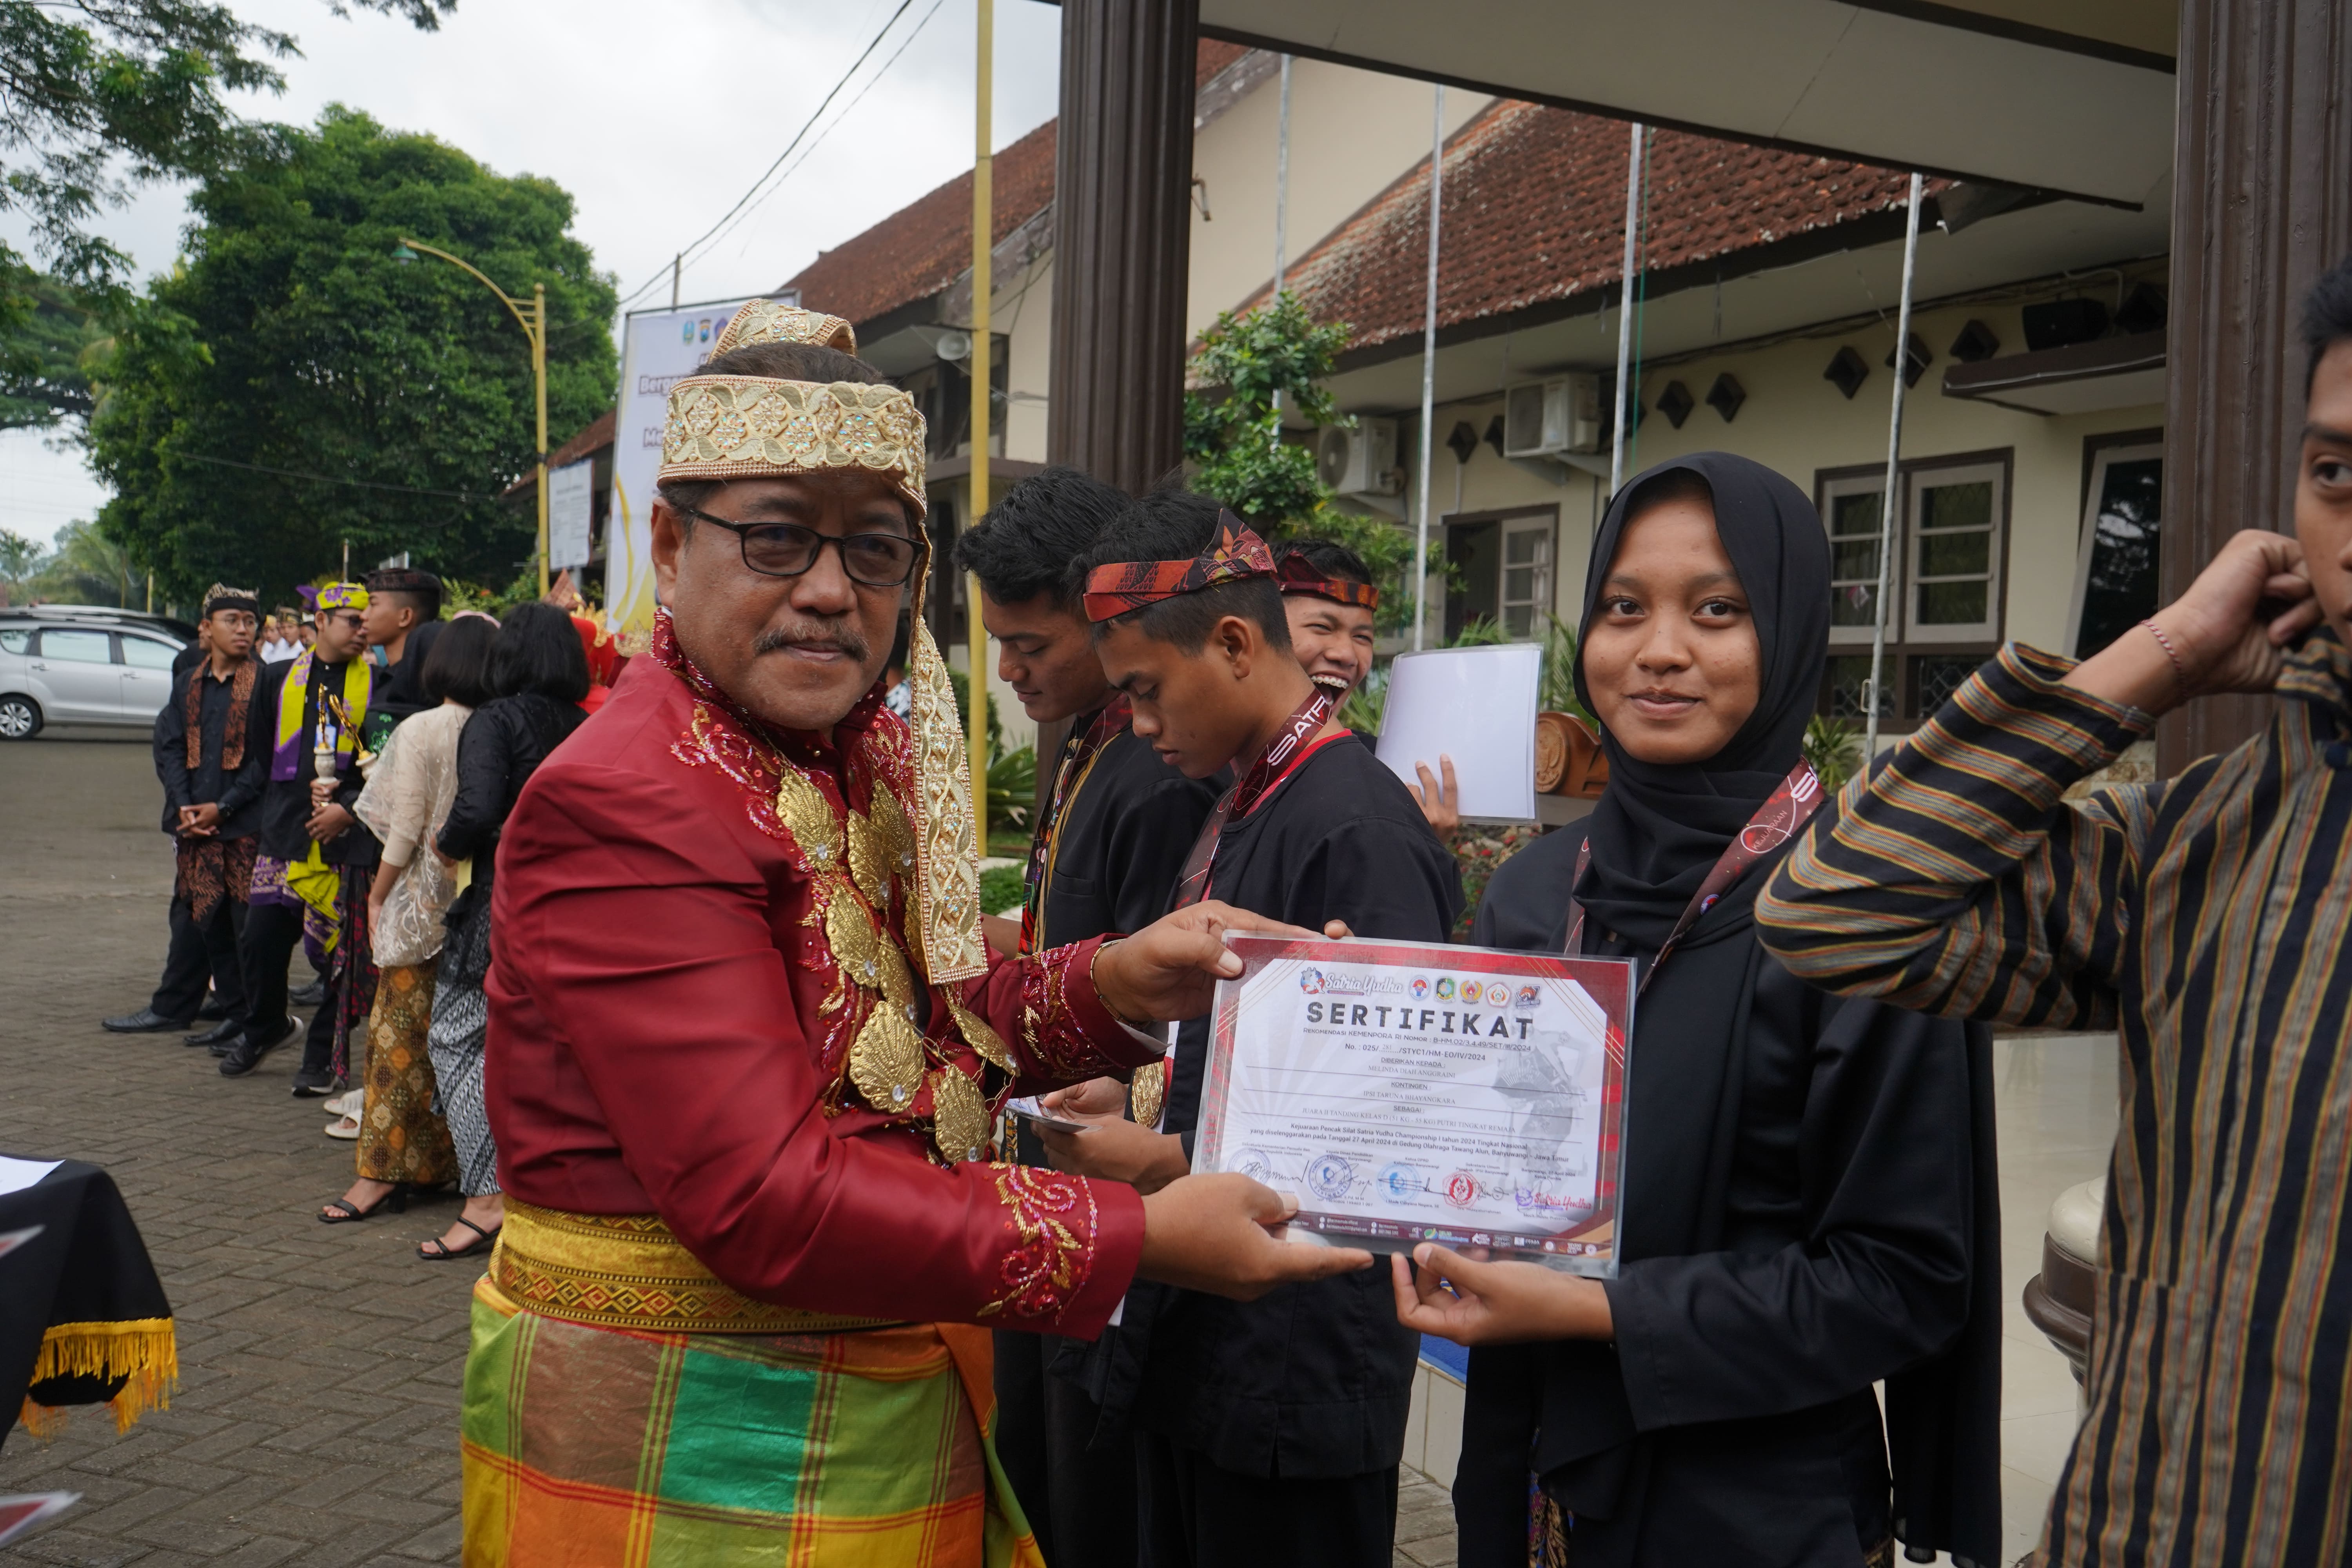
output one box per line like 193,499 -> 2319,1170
106,585 -> 269,1036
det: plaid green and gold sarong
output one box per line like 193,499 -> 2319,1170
460,1208 -> 1044,1567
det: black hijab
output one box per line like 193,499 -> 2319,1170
1571,452 -> 1831,947
1455,454 -> 2000,1567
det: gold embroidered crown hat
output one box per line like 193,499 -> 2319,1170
657,299 -> 984,984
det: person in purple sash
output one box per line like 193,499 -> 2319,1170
1406,454 -> 2000,1568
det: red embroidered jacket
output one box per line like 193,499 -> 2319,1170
485,638 -> 1156,1336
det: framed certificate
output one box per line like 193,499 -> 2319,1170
1194,934 -> 1637,1276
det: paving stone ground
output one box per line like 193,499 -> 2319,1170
1,728 -> 1456,1566
2,729 -> 471,1566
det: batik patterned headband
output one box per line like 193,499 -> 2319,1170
1082,510 -> 1278,623
308,582 -> 369,612
203,583 -> 261,617
1276,554 -> 1380,610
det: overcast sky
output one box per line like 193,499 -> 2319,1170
1,0 -> 1065,549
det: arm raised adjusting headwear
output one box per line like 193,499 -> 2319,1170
657,299 -> 984,982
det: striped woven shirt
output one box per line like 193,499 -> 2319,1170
1757,636 -> 2352,1568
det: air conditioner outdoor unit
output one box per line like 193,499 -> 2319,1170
1504,375 -> 1603,458
1316,419 -> 1401,497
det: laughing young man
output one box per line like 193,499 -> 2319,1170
1044,492 -> 1460,1568
956,465 -> 1219,1564
461,303 -> 1370,1566
1276,539 -> 1458,837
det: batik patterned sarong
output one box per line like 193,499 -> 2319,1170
356,963 -> 454,1185
461,1276 -> 1045,1567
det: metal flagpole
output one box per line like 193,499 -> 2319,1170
1270,54 -> 1293,443
1609,122 -> 1644,498
1411,84 -> 1445,651
967,0 -> 993,822
1274,55 -> 1292,293
1863,172 -> 1925,763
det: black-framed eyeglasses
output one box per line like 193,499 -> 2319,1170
677,505 -> 921,587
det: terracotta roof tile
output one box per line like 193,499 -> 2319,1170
787,40 -> 1250,330
548,408 -> 614,468
1267,101 -> 1944,353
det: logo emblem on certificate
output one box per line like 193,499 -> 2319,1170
1194,933 -> 1639,1276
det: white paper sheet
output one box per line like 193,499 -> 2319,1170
1374,643 -> 1543,823
0,1156 -> 61,1197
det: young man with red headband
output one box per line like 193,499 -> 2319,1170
1044,490 -> 1461,1568
1276,538 -> 1459,837
954,465 -> 1220,1564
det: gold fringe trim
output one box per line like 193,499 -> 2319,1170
18,1317 -> 179,1436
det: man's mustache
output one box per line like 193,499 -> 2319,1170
752,618 -> 872,664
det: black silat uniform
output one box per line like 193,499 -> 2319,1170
1116,732 -> 1462,1568
996,708 -> 1214,1568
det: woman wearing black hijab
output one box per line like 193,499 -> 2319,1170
1397,454 -> 2002,1568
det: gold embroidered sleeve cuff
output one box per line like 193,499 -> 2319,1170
1000,935 -> 1166,1083
981,1164 -> 1145,1334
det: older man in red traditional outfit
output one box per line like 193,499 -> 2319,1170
460,301 -> 1364,1566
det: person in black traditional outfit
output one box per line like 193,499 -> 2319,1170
1397,453 -> 2001,1568
1045,490 -> 1461,1568
362,566 -> 444,725
106,585 -> 269,1038
955,466 -> 1220,1564
219,583 -> 381,1093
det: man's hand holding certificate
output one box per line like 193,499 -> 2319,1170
1194,933 -> 1637,1275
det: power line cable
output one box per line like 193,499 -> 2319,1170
612,0 -> 920,312
176,452 -> 504,503
706,0 -> 952,266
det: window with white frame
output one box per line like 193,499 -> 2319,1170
1817,452 -> 2010,722
1444,506 -> 1558,641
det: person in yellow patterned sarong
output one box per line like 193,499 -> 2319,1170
461,302 -> 1373,1566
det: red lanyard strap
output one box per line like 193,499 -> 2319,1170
1170,683 -> 1336,910
1565,759 -> 1825,993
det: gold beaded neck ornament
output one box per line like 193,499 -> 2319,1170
659,300 -> 985,985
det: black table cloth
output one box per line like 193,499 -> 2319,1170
1,1159 -> 175,1448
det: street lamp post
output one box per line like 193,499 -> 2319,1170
394,239 -> 550,596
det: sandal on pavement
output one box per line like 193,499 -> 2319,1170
419,1218 -> 501,1261
318,1185 -> 407,1224
324,1113 -> 360,1140
322,1089 -> 362,1117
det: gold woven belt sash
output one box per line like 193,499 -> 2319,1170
491,1201 -> 899,1335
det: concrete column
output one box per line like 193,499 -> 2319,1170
1047,0 -> 1199,494
2160,0 -> 2352,771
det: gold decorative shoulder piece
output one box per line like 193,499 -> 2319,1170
905,619 -> 985,983
659,377 -> 928,521
716,299 -> 856,356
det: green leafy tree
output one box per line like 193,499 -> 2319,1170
0,274 -> 109,431
1,0 -> 451,289
25,517 -> 136,605
1183,291 -> 1416,630
0,528 -> 50,596
87,106 -> 618,602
